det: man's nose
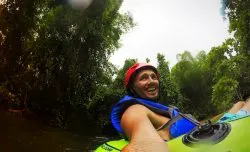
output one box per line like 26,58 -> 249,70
148,76 -> 154,82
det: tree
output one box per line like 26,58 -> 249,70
0,0 -> 134,129
156,53 -> 182,107
171,51 -> 214,119
212,76 -> 239,112
87,59 -> 137,131
221,0 -> 250,55
221,0 -> 250,98
0,0 -> 45,108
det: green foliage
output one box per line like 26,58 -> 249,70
0,0 -> 134,129
87,59 -> 136,131
171,51 -> 214,119
221,0 -> 250,55
157,53 -> 182,107
206,38 -> 249,110
220,0 -> 250,98
212,76 -> 239,112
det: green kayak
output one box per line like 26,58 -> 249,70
95,116 -> 250,152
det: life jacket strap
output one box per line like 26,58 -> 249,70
179,113 -> 201,126
156,114 -> 183,131
156,112 -> 201,139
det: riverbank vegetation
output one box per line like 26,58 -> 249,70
0,0 -> 249,134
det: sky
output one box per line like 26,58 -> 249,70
109,0 -> 230,68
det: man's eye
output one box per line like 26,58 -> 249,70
140,75 -> 148,80
151,74 -> 157,80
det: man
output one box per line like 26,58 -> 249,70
111,63 -> 197,151
111,63 -> 250,152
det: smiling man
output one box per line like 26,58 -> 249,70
132,69 -> 159,100
110,63 -> 198,152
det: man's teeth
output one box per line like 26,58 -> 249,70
148,88 -> 156,91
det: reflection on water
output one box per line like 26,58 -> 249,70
1,109 -> 113,152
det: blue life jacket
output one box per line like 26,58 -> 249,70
111,95 -> 197,139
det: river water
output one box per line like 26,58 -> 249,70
1,109 -> 115,152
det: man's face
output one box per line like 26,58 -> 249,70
132,69 -> 159,100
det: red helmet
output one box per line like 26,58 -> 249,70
124,63 -> 159,89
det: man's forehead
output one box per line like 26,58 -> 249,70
137,69 -> 156,76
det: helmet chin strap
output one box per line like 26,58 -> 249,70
129,88 -> 139,98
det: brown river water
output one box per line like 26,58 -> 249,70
0,107 -> 112,152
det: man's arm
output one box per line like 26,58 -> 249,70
121,104 -> 169,152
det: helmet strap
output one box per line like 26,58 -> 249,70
128,88 -> 139,98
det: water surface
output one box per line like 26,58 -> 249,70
1,109 -> 112,152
